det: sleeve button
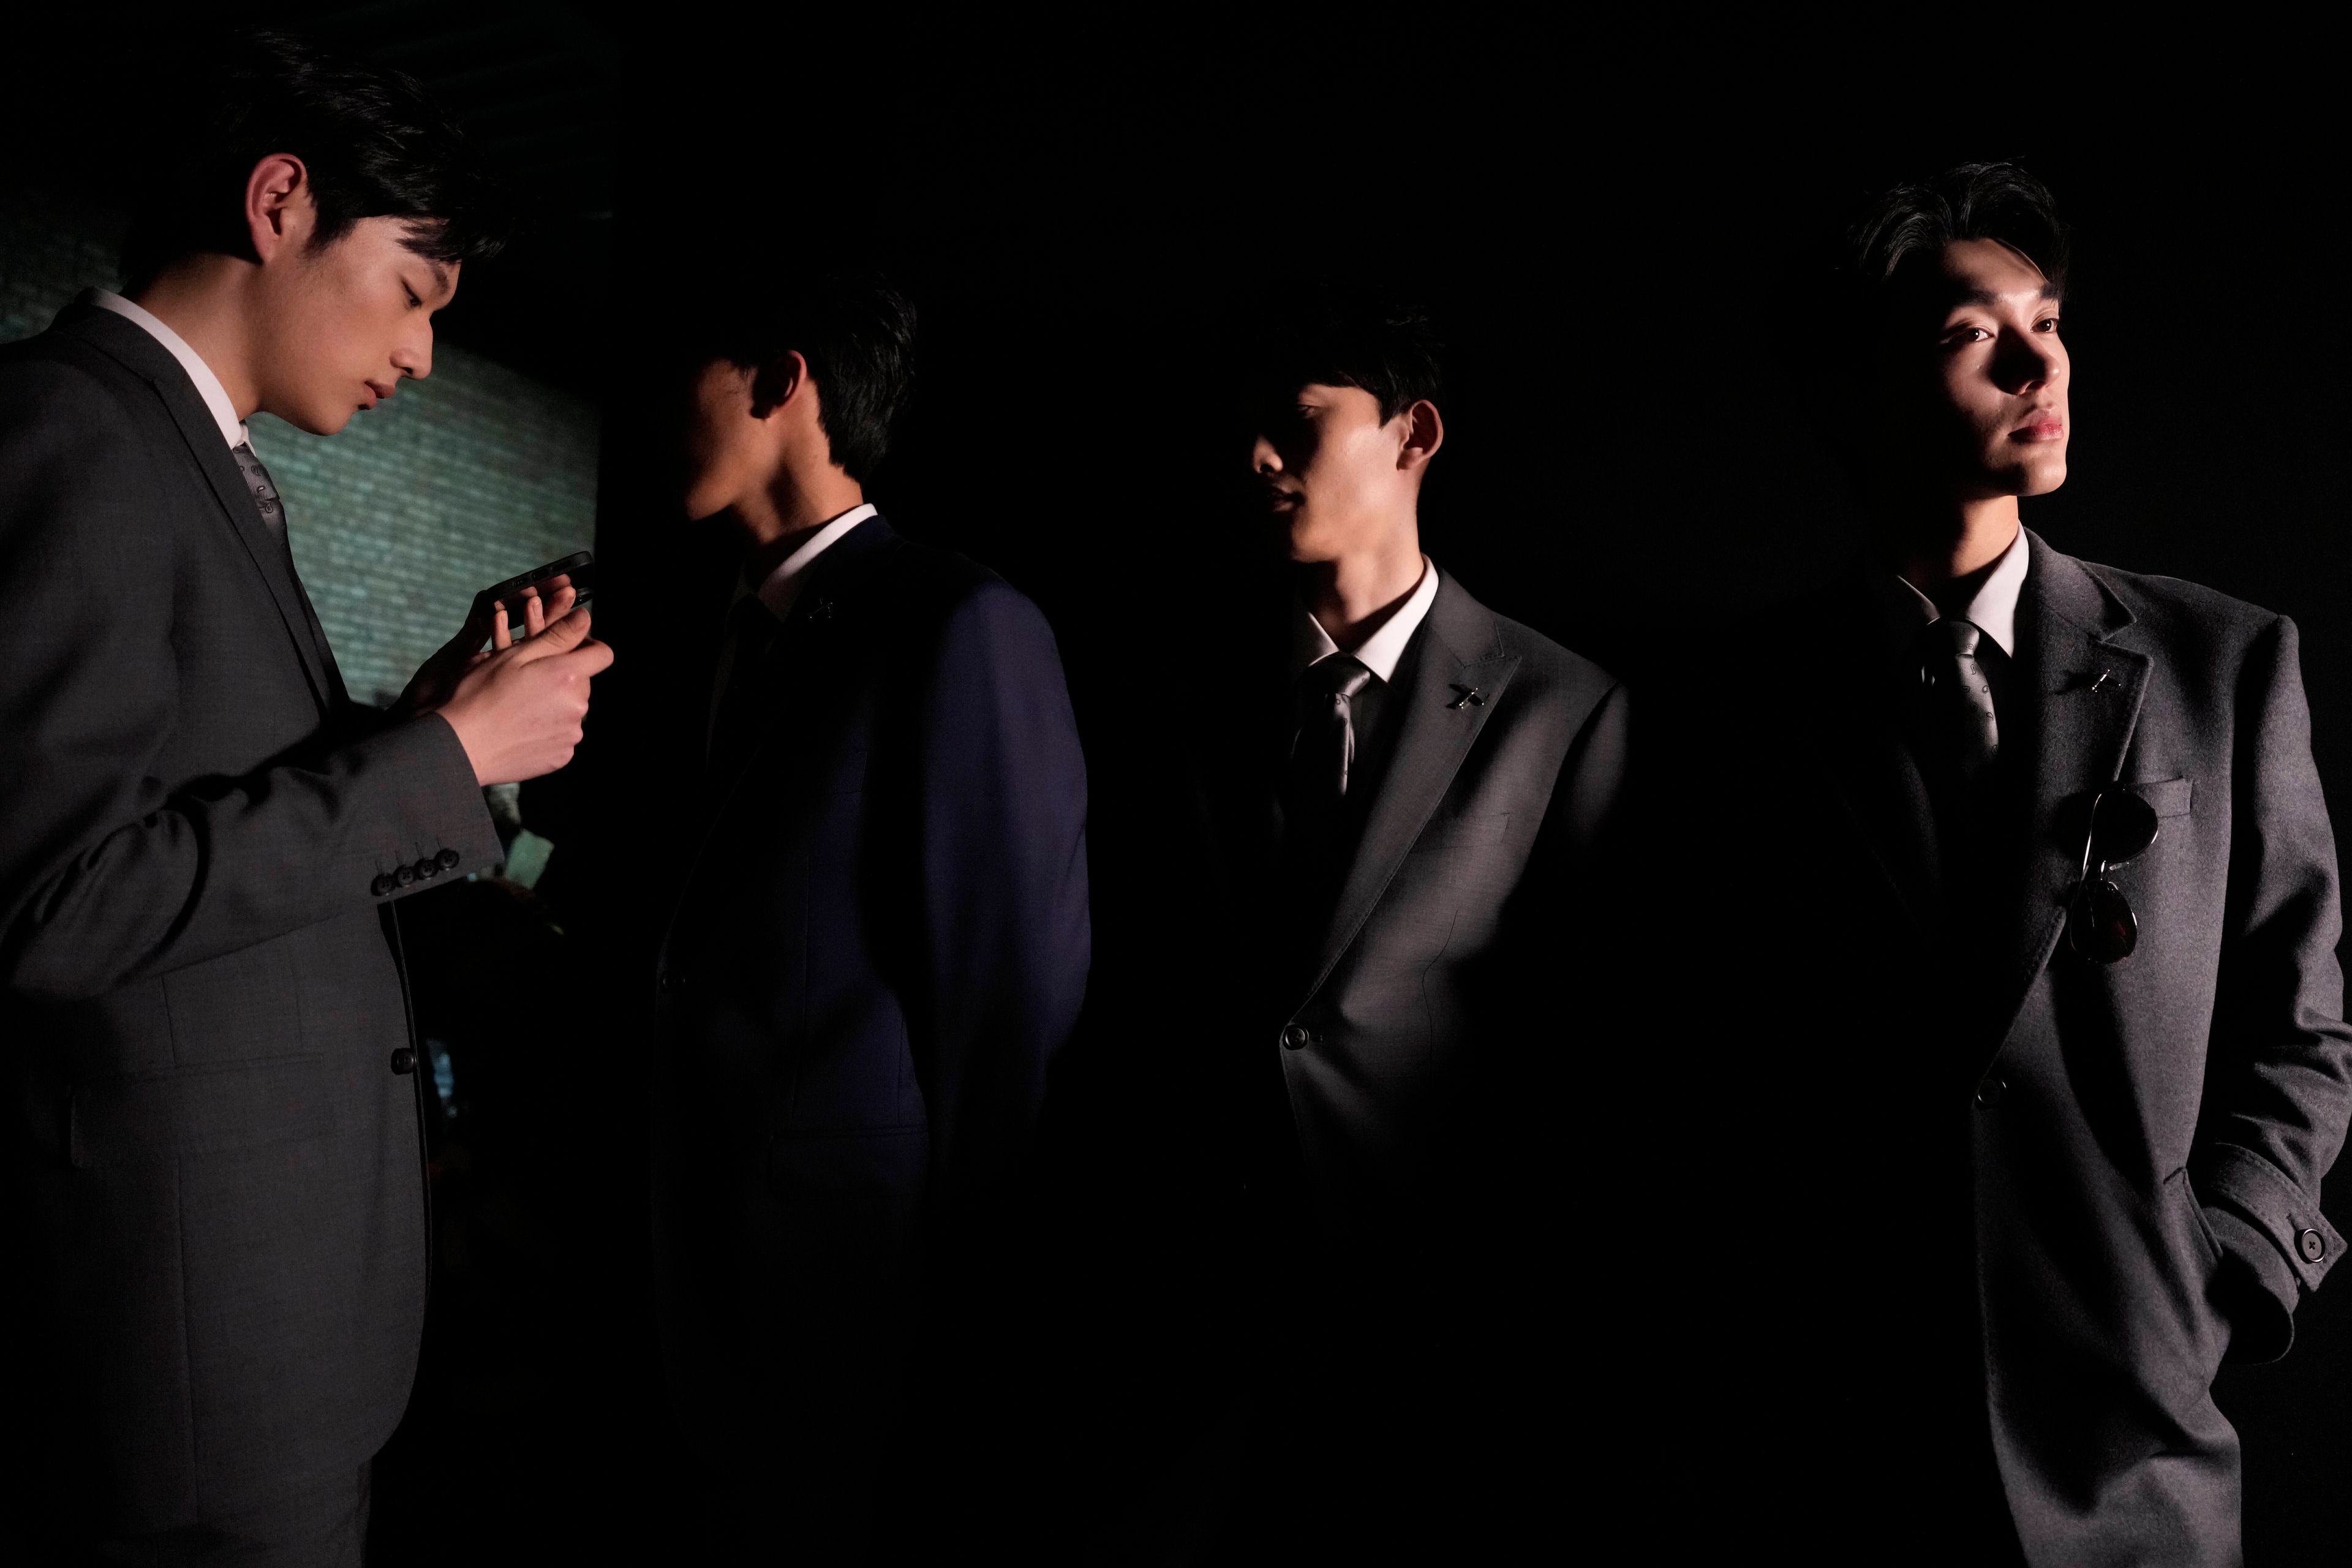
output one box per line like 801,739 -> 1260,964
390,1047 -> 417,1075
1280,1024 -> 1310,1050
394,864 -> 417,888
1973,1077 -> 2007,1108
414,857 -> 440,880
2300,1228 -> 2326,1263
371,873 -> 395,897
437,847 -> 461,870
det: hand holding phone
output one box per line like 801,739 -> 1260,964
478,551 -> 595,638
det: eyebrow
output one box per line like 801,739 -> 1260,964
1956,281 -> 2063,307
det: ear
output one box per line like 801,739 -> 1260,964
750,350 -> 810,420
1396,398 -> 1444,473
245,154 -> 313,265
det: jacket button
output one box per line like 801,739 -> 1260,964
371,873 -> 395,897
1280,1023 -> 1310,1050
394,864 -> 417,887
437,847 -> 461,870
2301,1229 -> 2327,1263
660,971 -> 682,997
390,1047 -> 417,1075
1973,1076 -> 2007,1108
414,857 -> 440,880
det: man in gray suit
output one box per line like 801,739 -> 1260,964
0,34 -> 611,1564
1091,292 -> 1628,1556
1709,164 -> 2352,1564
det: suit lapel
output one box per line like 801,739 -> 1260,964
61,306 -> 339,712
1298,571 -> 1520,1002
1978,532 -> 2150,1061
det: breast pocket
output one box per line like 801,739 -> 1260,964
2127,777 -> 2194,820
161,940 -> 318,1071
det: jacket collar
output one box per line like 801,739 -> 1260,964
53,301 -> 342,711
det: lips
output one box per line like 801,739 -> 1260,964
2011,417 -> 2065,443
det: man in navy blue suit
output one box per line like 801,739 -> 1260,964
650,274 -> 1090,1560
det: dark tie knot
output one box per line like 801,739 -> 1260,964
1300,654 -> 1374,707
1926,617 -> 1982,660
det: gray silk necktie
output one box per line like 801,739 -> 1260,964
1920,617 -> 2000,784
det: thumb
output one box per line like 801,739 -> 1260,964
508,606 -> 593,663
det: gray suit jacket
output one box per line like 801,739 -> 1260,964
1725,531 -> 2351,1564
0,304 -> 500,1529
1175,567 -> 1629,1254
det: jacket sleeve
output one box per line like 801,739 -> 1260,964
0,358 -> 500,1006
903,578 -> 1091,1223
2195,612 -> 2352,1359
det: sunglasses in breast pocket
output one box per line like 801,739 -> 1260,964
2067,788 -> 2160,964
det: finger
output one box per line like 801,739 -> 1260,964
528,589 -> 552,638
545,583 -> 579,622
564,637 -> 617,677
489,601 -> 513,651
508,606 -> 591,662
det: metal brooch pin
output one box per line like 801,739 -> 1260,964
2089,669 -> 2118,695
1447,685 -> 1484,709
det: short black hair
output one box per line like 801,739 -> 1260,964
120,29 -> 505,291
679,274 -> 919,485
1846,162 -> 2068,315
1239,284 -> 1444,423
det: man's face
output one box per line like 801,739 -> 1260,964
678,360 -> 764,522
255,216 -> 457,435
1250,382 -> 1420,561
1875,237 -> 2069,502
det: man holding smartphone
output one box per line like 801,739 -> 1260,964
0,32 -> 610,1563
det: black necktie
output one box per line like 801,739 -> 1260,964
1283,654 -> 1375,858
709,595 -> 781,780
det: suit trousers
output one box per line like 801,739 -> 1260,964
28,1461 -> 370,1568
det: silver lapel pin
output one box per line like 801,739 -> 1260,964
2089,669 -> 2119,695
1447,684 -> 1484,710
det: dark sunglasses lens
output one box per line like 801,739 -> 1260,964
2092,790 -> 2160,869
2068,877 -> 2138,963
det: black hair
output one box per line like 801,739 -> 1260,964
1239,284 -> 1444,423
679,274 -> 919,485
119,29 -> 505,291
1846,162 -> 2068,315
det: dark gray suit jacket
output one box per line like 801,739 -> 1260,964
1717,531 -> 2351,1564
0,304 -> 500,1529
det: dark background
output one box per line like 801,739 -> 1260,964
7,10 -> 2348,1559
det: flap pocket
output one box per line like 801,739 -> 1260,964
71,1058 -> 334,1167
2127,777 -> 2194,819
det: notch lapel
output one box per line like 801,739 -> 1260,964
61,306 -> 338,712
1298,572 -> 1520,1002
1978,532 -> 2150,1063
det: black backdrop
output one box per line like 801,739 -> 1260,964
7,17 -> 2350,1561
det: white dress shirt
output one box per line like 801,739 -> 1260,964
84,288 -> 248,448
753,502 -> 878,620
1289,555 -> 1441,759
1881,522 -> 2029,658
707,502 -> 881,750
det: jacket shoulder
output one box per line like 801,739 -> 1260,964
2070,556 -> 2291,666
0,328 -> 156,433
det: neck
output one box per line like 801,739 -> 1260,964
1294,520 -> 1426,652
1877,492 -> 2021,594
130,260 -> 263,421
733,466 -> 867,586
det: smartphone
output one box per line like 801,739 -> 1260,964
476,551 -> 594,636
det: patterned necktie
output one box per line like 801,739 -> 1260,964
1918,617 -> 2000,785
230,442 -> 287,539
1283,654 -> 1376,850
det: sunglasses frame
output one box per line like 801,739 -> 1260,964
2067,788 -> 2159,964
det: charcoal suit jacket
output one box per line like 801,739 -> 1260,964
1709,530 -> 2352,1566
650,516 -> 1090,1521
0,304 -> 501,1529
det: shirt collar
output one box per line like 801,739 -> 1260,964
84,288 -> 247,448
1291,556 -> 1440,682
752,502 -> 878,619
1879,523 -> 2029,659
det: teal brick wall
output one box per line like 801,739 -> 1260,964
1,206 -> 600,705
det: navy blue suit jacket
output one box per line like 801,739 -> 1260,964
650,515 -> 1090,1488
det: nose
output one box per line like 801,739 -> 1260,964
393,324 -> 435,383
1251,433 -> 1283,475
1993,330 -> 2063,396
